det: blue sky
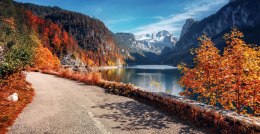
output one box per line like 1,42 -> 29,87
15,0 -> 228,37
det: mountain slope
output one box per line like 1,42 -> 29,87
15,2 -> 124,66
162,0 -> 260,66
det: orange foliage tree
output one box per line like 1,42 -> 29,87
52,33 -> 61,49
34,44 -> 60,70
179,35 -> 221,106
179,28 -> 260,116
30,34 -> 60,70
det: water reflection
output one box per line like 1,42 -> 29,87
101,65 -> 183,96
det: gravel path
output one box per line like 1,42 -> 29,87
8,72 -> 207,134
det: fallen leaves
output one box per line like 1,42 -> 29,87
0,72 -> 34,134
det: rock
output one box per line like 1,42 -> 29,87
61,54 -> 85,67
7,93 -> 18,102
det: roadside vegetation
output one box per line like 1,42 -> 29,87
0,1 -> 34,133
41,69 -> 101,85
0,0 -> 60,132
0,73 -> 34,134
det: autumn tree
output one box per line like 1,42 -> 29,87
179,28 -> 260,116
221,28 -> 260,115
179,35 -> 221,106
31,34 -> 60,70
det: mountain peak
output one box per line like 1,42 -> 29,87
180,18 -> 196,39
135,30 -> 174,40
155,30 -> 171,37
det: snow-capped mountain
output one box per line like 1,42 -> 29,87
134,30 -> 177,54
115,30 -> 177,64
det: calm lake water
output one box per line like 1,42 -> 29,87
100,65 -> 183,96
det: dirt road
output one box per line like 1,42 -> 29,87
8,72 -> 206,134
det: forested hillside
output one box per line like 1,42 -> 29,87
15,2 -> 125,66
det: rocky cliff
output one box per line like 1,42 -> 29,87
162,0 -> 260,66
180,18 -> 196,39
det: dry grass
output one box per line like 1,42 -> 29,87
41,69 -> 101,84
0,72 -> 34,134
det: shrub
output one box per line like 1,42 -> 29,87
0,18 -> 35,78
92,72 -> 101,83
0,38 -> 34,77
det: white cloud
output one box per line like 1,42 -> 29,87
106,17 -> 135,25
151,16 -> 164,20
132,0 -> 228,37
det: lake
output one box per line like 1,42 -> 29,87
100,65 -> 183,96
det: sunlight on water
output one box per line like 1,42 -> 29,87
101,65 -> 183,96
125,65 -> 178,70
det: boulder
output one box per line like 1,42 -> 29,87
7,93 -> 18,101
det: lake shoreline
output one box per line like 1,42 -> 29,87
90,66 -> 121,71
100,65 -> 183,96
